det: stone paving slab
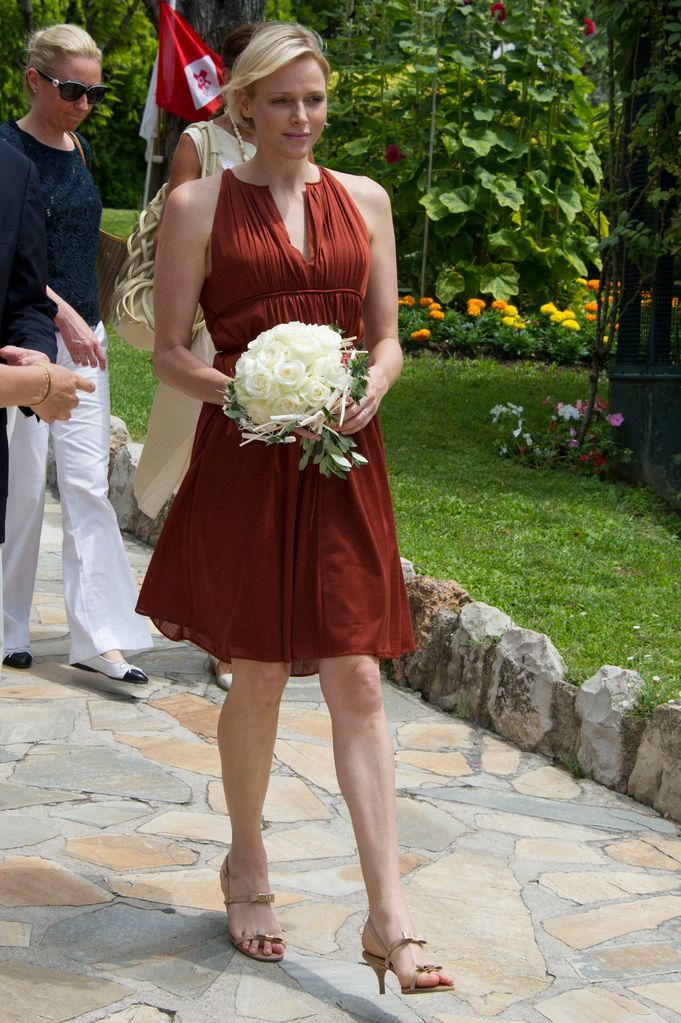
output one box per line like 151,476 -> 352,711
1,492 -> 680,1023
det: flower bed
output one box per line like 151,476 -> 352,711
397,280 -> 611,365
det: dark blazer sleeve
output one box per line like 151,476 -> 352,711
0,154 -> 57,361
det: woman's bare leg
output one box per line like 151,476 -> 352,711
319,654 -> 453,990
217,657 -> 289,957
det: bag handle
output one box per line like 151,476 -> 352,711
68,131 -> 87,166
197,120 -> 222,177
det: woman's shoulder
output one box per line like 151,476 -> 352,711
324,167 -> 390,208
166,169 -> 224,217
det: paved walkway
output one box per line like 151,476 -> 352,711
1,494 -> 681,1023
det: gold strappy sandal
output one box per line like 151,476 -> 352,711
220,855 -> 286,963
361,917 -> 453,995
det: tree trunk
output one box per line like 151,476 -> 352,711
184,0 -> 267,52
140,0 -> 267,47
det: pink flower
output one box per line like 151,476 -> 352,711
607,412 -> 624,427
490,2 -> 507,21
583,17 -> 595,36
385,144 -> 405,164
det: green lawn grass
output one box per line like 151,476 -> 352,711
102,208 -> 138,237
101,210 -> 680,713
381,357 -> 681,711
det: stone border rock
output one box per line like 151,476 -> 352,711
394,568 -> 681,824
93,420 -> 681,826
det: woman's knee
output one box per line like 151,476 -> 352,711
231,661 -> 289,710
321,656 -> 384,718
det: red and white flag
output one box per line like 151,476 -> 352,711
156,0 -> 223,122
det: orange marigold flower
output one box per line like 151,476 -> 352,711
585,301 -> 598,312
429,301 -> 442,310
672,296 -> 679,308
429,309 -> 445,320
410,329 -> 431,341
491,299 -> 508,311
419,296 -> 434,306
467,298 -> 486,316
587,279 -> 600,291
398,294 -> 415,307
585,313 -> 597,322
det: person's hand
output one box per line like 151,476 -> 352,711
338,364 -> 389,435
0,345 -> 51,367
56,303 -> 107,370
30,364 -> 96,423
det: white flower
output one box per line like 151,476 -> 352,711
273,359 -> 307,390
224,321 -> 368,479
300,377 -> 333,407
254,345 -> 286,371
490,404 -> 506,423
556,403 -> 581,421
271,393 -> 303,417
242,398 -> 274,425
235,366 -> 278,402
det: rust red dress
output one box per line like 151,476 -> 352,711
137,168 -> 414,674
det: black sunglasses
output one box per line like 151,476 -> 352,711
33,67 -> 107,105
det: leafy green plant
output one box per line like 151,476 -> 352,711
318,0 -> 606,301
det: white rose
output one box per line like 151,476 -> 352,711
273,359 -> 307,390
238,365 -> 277,401
256,345 -> 286,371
300,377 -> 333,408
247,326 -> 276,352
287,335 -> 320,364
314,354 -> 348,390
242,398 -> 273,425
271,393 -> 302,417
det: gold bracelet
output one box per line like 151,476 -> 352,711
32,366 -> 52,407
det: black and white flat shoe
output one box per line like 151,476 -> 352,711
3,651 -> 32,669
74,655 -> 148,684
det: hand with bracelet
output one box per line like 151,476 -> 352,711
0,348 -> 95,423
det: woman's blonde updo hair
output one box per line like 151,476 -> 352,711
25,24 -> 101,96
224,22 -> 330,131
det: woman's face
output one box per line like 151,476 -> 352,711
28,55 -> 103,133
239,56 -> 327,159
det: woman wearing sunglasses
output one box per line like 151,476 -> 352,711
0,24 -> 151,682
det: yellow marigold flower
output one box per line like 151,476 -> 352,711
561,318 -> 581,331
585,313 -> 597,322
585,301 -> 598,312
429,309 -> 445,320
672,296 -> 679,308
501,316 -> 516,327
587,279 -> 600,291
550,312 -> 564,323
562,309 -> 575,319
419,296 -> 434,306
540,302 -> 557,315
491,300 -> 507,311
514,320 -> 526,329
603,334 -> 609,344
410,328 -> 431,341
576,277 -> 588,287
505,304 -> 519,316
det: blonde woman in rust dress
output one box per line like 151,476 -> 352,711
138,22 -> 453,998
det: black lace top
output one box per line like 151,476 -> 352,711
0,120 -> 102,327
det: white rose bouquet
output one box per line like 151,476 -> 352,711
223,322 -> 370,479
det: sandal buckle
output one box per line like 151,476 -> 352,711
253,892 -> 274,903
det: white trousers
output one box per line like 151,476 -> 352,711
2,326 -> 152,663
